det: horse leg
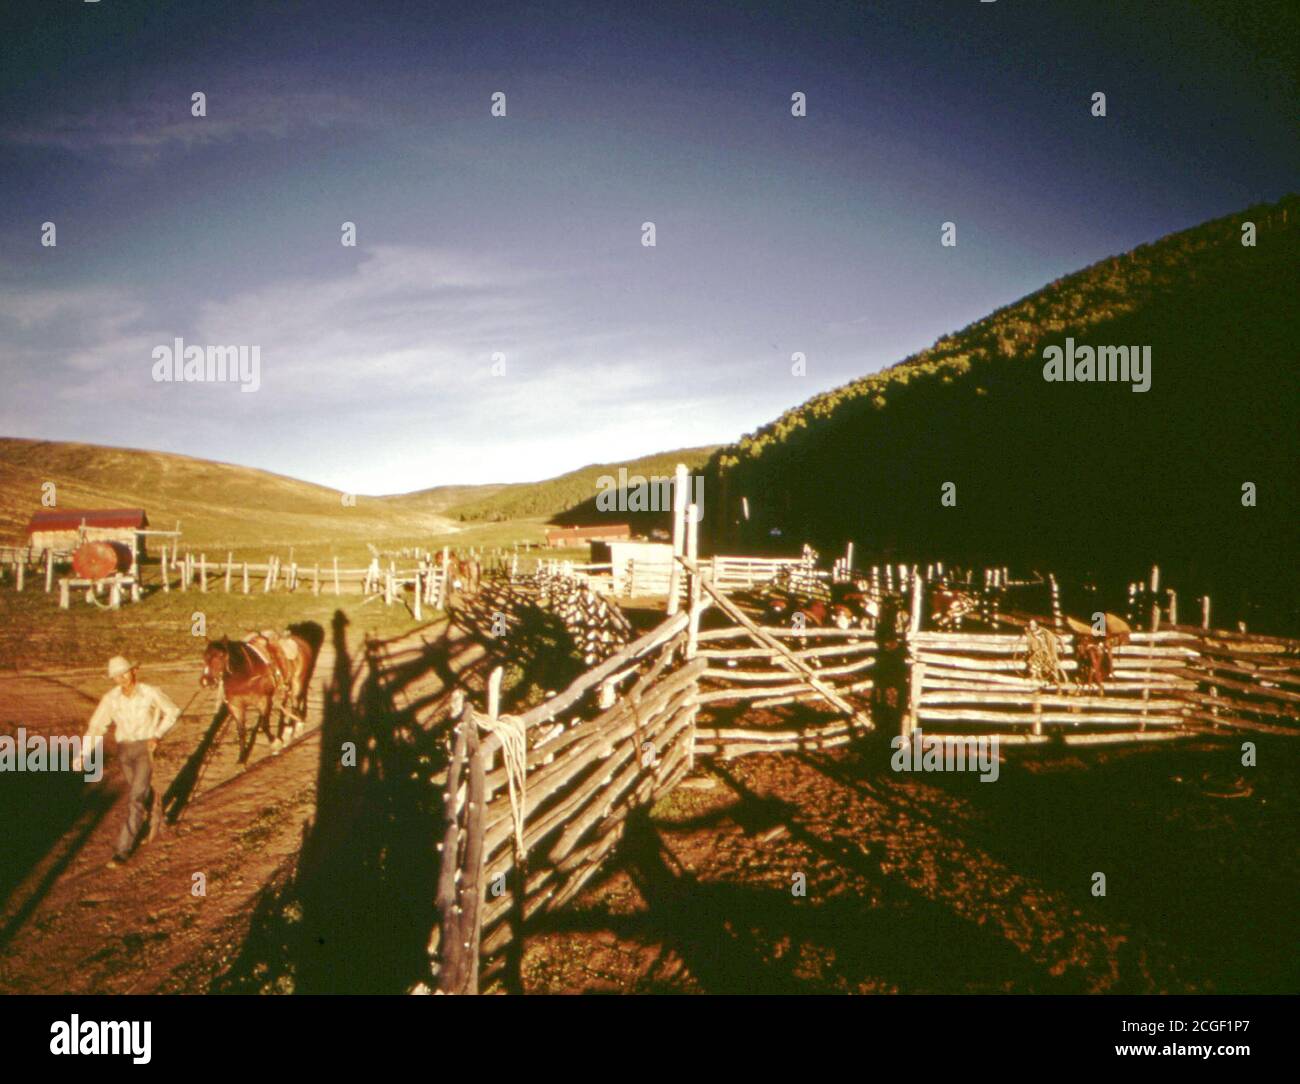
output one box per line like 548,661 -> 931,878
258,693 -> 279,753
289,671 -> 306,740
232,702 -> 250,766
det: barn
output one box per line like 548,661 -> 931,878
544,523 -> 631,548
24,509 -> 149,561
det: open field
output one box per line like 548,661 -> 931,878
0,581 -> 419,672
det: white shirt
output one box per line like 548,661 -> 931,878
84,683 -> 181,745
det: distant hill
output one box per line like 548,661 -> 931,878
0,438 -> 464,555
0,439 -> 718,558
378,483 -> 508,514
706,196 -> 1299,629
446,446 -> 719,525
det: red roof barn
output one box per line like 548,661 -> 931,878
25,508 -> 149,558
544,523 -> 631,548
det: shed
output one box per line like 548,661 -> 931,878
599,539 -> 674,595
25,508 -> 149,560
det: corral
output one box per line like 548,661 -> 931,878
2,468 -> 1296,996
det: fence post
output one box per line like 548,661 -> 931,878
413,570 -> 422,620
225,552 -> 233,592
160,545 -> 168,593
437,547 -> 450,610
243,562 -> 250,594
667,463 -> 688,615
45,549 -> 54,593
904,660 -> 923,742
199,554 -> 208,593
333,556 -> 341,595
1201,595 -> 1211,629
686,504 -> 702,659
909,568 -> 925,635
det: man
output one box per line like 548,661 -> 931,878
74,656 -> 181,869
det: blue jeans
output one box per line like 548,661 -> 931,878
115,741 -> 153,860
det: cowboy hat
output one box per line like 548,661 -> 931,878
106,655 -> 138,679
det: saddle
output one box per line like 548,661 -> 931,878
244,630 -> 297,689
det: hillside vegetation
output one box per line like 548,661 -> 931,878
447,446 -> 718,523
707,196 -> 1299,628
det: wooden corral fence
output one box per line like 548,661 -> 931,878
348,501 -> 1299,993
383,608 -> 705,993
907,627 -> 1300,745
693,623 -> 877,758
70,544 -> 496,618
385,492 -> 881,993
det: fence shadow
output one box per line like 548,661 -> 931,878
213,609 -> 455,993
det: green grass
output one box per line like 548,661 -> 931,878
0,581 -> 424,672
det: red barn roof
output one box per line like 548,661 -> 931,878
25,508 -> 149,534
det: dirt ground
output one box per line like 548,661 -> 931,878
512,732 -> 1298,994
1,657 -> 1295,995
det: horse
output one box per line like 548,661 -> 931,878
448,552 -> 481,597
199,634 -> 312,763
928,584 -> 979,631
830,581 -> 879,630
1065,614 -> 1131,694
245,630 -> 314,733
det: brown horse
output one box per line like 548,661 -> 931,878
199,637 -> 306,764
245,630 -> 314,737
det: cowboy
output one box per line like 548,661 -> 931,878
73,656 -> 181,869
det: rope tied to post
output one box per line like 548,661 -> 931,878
476,711 -> 529,865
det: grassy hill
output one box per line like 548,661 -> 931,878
0,439 -> 716,561
0,438 -> 468,559
378,483 -> 508,514
446,446 -> 718,524
706,196 -> 1299,629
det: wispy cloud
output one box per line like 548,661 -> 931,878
1,87 -> 369,165
0,246 -> 738,490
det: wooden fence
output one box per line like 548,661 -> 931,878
409,608 -> 705,993
137,547 -> 471,618
907,627 -> 1300,744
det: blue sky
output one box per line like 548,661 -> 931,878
1,0 -> 1295,493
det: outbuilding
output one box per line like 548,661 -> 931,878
24,508 -> 149,561
545,523 -> 631,548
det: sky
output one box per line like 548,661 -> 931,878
0,0 -> 1295,495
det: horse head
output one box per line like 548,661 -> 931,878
199,638 -> 230,688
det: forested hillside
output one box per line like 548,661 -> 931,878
707,197 -> 1299,628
